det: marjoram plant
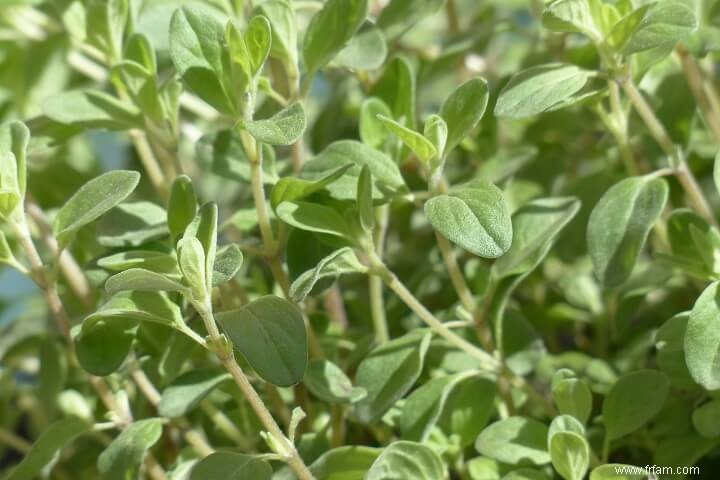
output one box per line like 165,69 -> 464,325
1,0 -> 720,478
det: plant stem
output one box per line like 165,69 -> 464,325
194,301 -> 315,480
368,252 -> 498,371
607,81 -> 640,175
0,427 -> 31,454
369,205 -> 390,343
677,45 -> 720,141
621,77 -> 718,227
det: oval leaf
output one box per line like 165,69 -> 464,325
97,418 -> 163,480
216,295 -> 308,387
159,369 -> 231,417
587,176 -> 668,287
246,102 -> 306,145
686,281 -> 720,390
425,180 -> 512,258
475,417 -> 551,466
366,441 -> 446,480
354,330 -> 431,423
602,369 -> 669,440
54,170 -> 141,244
495,64 -> 593,119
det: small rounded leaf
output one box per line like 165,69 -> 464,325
587,176 -> 668,287
54,170 -> 141,244
366,441 -> 446,480
550,431 -> 589,480
602,370 -> 669,440
425,180 -> 512,258
685,281 -> 720,390
216,296 -> 308,387
475,417 -> 551,465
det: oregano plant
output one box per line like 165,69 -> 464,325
2,0 -> 720,478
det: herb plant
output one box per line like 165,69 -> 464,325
0,0 -> 719,479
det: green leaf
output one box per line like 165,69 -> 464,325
603,370 -> 669,440
73,318 -> 137,376
0,120 -> 28,218
589,464 -> 646,480
495,197 -> 581,278
158,368 -> 231,417
190,452 -> 272,480
271,164 -> 352,211
85,291 -> 184,329
400,372 -> 475,442
685,281 -> 720,390
0,231 -> 15,266
692,399 -> 720,438
714,150 -> 720,198
656,312 -> 697,389
423,114 -> 448,163
276,200 -> 355,240
377,0 -> 445,40
125,32 -> 157,73
184,202 -> 219,293
377,115 -> 437,163
168,175 -> 198,242
360,97 -> 393,149
257,0 -> 298,69
623,1 -> 697,55
289,247 -> 367,302
475,417 -> 551,465
439,377 -> 497,447
542,0 -> 601,40
98,418 -> 163,480
43,90 -> 143,130
169,6 -> 236,114
53,170 -> 141,245
86,0 -> 128,61
178,236 -> 208,299
370,56 -> 416,131
304,359 -> 367,404
302,0 -> 369,74
216,295 -> 308,387
7,417 -> 90,480
106,268 -> 188,295
607,4 -> 654,50
661,209 -> 720,281
0,120 -> 29,199
549,432 -> 589,480
334,21 -> 388,71
425,180 -> 513,258
244,15 -> 272,77
246,102 -> 306,145
354,330 -> 432,423
98,201 -> 168,248
98,250 -> 178,273
587,176 -> 668,287
366,442 -> 446,480
547,414 -> 585,442
551,370 -> 592,424
440,77 -> 490,154
212,244 -> 244,286
308,446 -> 381,479
494,64 -> 594,119
301,140 -> 406,201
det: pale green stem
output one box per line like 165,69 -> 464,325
369,205 -> 390,343
367,252 -> 498,371
0,427 -> 31,454
621,77 -> 718,227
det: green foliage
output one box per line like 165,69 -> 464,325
425,180 -> 512,258
216,296 -> 307,387
2,0 -> 720,478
